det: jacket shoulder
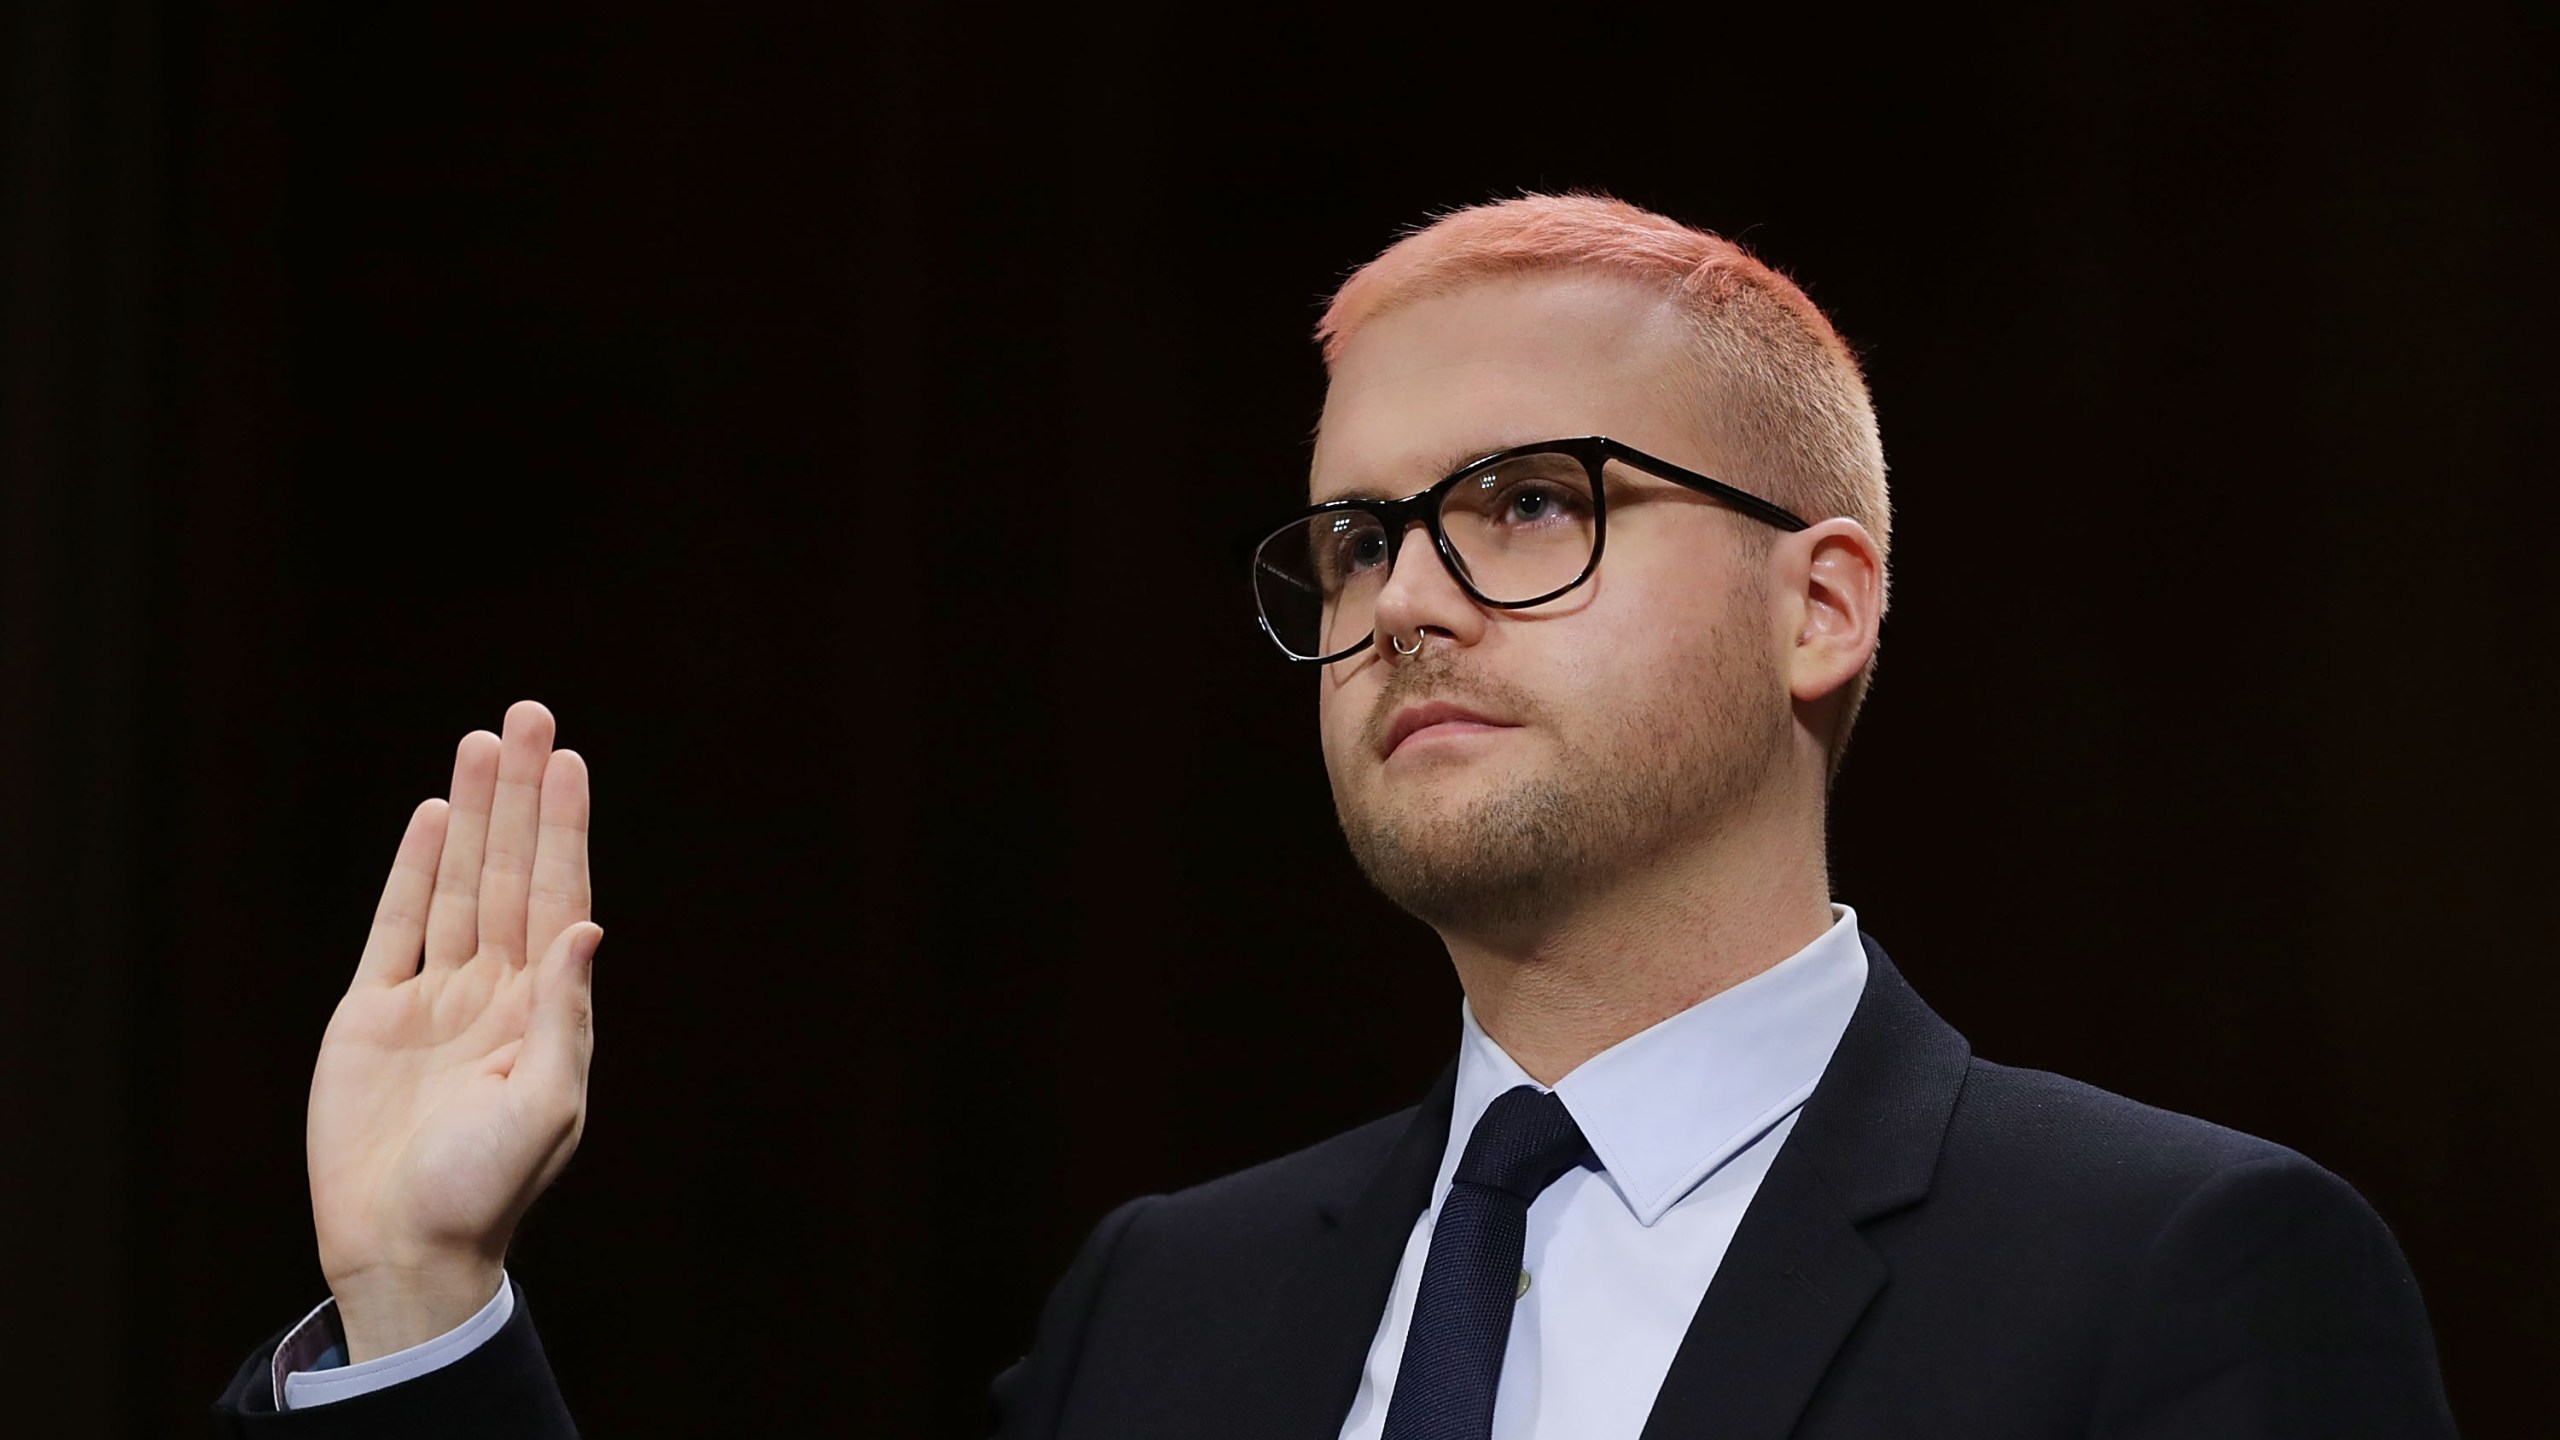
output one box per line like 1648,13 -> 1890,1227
1150,1101 -> 1424,1228
1063,1095 -> 1435,1289
1934,1064 -> 2451,1432
989,1101 -> 1437,1437
1957,1054 -> 2303,1167
1937,1055 -> 2340,1219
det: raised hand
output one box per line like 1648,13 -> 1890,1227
306,700 -> 601,1361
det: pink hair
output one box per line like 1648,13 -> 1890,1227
1317,193 -> 1894,774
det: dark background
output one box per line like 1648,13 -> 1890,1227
6,1 -> 2553,1434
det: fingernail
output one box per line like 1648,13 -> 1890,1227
573,925 -> 604,964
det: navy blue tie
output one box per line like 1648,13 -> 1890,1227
1381,1085 -> 1595,1440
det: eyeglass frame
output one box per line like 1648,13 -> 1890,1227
1249,434 -> 1814,664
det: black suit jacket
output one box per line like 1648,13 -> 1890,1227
214,934 -> 2459,1437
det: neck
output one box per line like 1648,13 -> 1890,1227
1437,802 -> 1835,1086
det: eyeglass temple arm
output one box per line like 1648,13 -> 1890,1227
1595,439 -> 1814,532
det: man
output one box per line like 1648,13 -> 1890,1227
213,195 -> 2457,1437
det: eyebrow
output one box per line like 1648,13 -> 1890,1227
1317,438 -> 1536,502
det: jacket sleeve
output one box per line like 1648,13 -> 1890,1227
2087,1152 -> 2460,1439
208,1278 -> 580,1440
985,1195 -> 1158,1440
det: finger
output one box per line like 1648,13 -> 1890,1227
479,700 -> 556,968
354,799 -> 449,987
425,731 -> 501,970
525,748 -> 592,976
519,922 -> 602,1105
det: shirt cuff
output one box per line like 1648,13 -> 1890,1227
272,1270 -> 516,1410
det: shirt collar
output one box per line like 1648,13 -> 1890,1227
1440,903 -> 1870,1227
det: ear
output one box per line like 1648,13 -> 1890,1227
1780,518 -> 1884,710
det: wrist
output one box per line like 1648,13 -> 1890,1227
327,1256 -> 505,1363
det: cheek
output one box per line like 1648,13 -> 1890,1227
1316,677 -> 1364,773
1565,561 -> 1764,726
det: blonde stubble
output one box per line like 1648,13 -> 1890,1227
1332,568 -> 1789,935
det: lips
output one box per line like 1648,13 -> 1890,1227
1382,700 -> 1516,758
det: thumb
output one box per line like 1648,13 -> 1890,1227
521,921 -> 602,1098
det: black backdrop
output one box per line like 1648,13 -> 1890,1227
6,2 -> 2553,1435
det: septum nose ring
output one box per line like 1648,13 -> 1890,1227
1389,632 -> 1423,656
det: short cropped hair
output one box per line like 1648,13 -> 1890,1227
1317,194 -> 1891,780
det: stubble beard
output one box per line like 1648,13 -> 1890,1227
1332,591 -> 1790,937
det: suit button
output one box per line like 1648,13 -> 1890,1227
1516,1269 -> 1531,1301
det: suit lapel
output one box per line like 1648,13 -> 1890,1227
1224,1061 -> 1457,1440
1215,934 -> 1969,1440
1639,934 -> 1973,1440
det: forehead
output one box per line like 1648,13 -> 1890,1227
1310,273 -> 1703,502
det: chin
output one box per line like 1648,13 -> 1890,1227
1363,754 -> 1516,816
1337,770 -> 1594,931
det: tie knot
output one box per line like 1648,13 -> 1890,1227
1451,1085 -> 1592,1203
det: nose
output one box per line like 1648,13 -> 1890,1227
1369,519 -> 1487,658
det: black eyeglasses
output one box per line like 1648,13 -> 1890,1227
1248,435 -> 1811,663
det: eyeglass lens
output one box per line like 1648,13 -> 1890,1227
1254,450 -> 1598,660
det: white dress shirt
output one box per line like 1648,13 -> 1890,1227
269,1269 -> 514,1409
278,905 -> 1868,1419
1336,903 -> 1868,1440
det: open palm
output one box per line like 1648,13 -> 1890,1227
307,700 -> 600,1357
